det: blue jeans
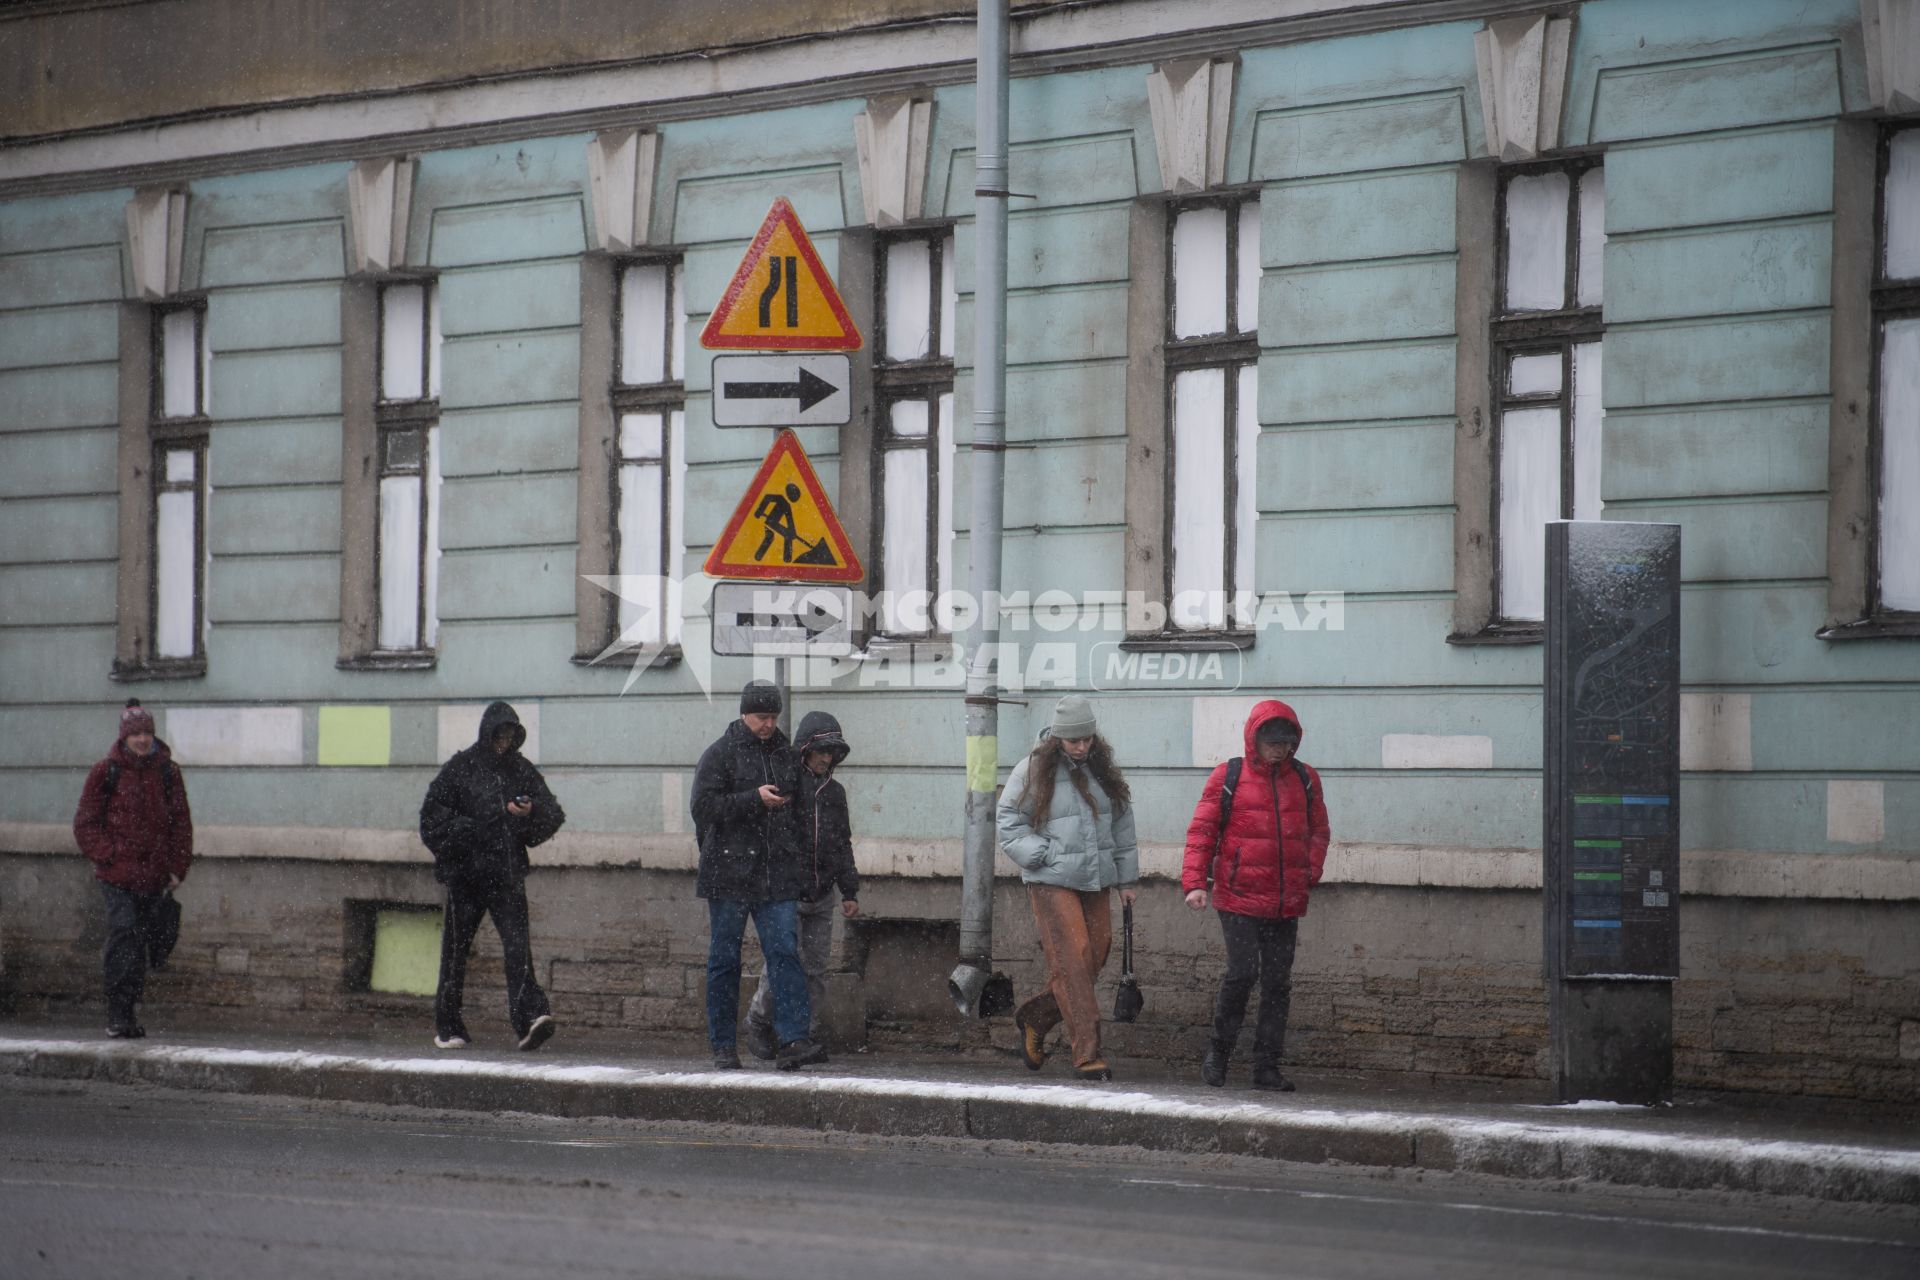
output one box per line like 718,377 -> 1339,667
706,898 -> 808,1049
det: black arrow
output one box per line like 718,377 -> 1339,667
724,366 -> 838,413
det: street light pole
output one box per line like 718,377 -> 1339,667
950,0 -> 1011,1018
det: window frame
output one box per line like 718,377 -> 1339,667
1866,121 -> 1920,627
370,274 -> 440,659
868,222 -> 957,645
134,297 -> 211,677
605,251 -> 687,658
1152,187 -> 1260,644
1487,155 -> 1606,632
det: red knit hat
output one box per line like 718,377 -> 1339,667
119,699 -> 155,738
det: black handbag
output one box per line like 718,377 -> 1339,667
1112,901 -> 1144,1023
147,892 -> 181,970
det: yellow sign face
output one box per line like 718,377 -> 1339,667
699,198 -> 863,351
703,430 -> 863,582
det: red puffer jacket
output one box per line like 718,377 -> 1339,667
73,739 -> 193,895
1180,700 -> 1329,919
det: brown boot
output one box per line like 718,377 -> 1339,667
1014,1007 -> 1047,1071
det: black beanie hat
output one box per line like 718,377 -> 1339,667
740,680 -> 782,715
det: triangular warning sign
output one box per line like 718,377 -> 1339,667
704,430 -> 864,582
699,198 -> 864,352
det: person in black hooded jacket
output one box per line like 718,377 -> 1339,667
691,681 -> 826,1071
744,709 -> 858,1059
419,701 -> 564,1052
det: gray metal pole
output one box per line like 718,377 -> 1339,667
950,0 -> 1011,1017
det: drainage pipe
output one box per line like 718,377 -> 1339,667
949,0 -> 1011,1018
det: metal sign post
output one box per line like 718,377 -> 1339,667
1544,520 -> 1682,1105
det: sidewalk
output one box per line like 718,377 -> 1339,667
4,1016 -> 1917,1208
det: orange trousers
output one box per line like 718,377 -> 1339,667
1018,884 -> 1113,1068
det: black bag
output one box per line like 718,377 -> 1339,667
147,892 -> 181,970
1112,901 -> 1144,1023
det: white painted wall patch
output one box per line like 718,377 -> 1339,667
1679,693 -> 1752,772
437,703 -> 541,764
162,707 -> 303,767
1381,734 -> 1494,769
1827,780 -> 1886,845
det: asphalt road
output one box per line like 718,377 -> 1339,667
3,1077 -> 1915,1280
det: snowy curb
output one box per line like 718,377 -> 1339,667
3,1037 -> 1916,1205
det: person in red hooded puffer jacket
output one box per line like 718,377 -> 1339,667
1181,700 -> 1329,1092
72,699 -> 194,1039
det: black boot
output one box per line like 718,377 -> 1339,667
1201,1046 -> 1228,1088
1251,1059 -> 1295,1092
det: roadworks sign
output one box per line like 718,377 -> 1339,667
699,198 -> 863,351
703,429 -> 864,582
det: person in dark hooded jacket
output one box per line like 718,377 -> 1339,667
691,681 -> 826,1071
73,699 -> 193,1038
1181,699 -> 1330,1092
419,701 -> 564,1052
744,709 -> 858,1059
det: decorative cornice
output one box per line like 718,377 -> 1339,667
0,0 -> 1567,200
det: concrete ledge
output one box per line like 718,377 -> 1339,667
3,1037 -> 1916,1206
6,822 -> 1917,900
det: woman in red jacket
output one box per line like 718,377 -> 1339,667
1181,700 -> 1329,1092
72,700 -> 193,1039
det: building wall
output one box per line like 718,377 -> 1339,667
3,852 -> 1913,1098
1,0 -> 1916,1098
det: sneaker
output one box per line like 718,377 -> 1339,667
776,1039 -> 829,1070
434,1032 -> 470,1050
1014,1007 -> 1047,1072
1252,1061 -> 1296,1092
1201,1048 -> 1228,1088
1074,1060 -> 1113,1082
517,1014 -> 557,1052
711,1046 -> 743,1070
106,1024 -> 145,1040
744,1020 -> 777,1062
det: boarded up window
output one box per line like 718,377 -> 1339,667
1877,127 -> 1920,613
874,228 -> 956,638
146,302 -> 210,668
1165,194 -> 1259,632
610,257 -> 687,650
375,281 -> 441,651
1492,159 -> 1605,623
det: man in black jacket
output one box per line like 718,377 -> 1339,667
419,701 -> 563,1052
692,681 -> 826,1071
745,709 -> 858,1060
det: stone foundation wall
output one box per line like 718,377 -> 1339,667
2,852 -> 1914,1100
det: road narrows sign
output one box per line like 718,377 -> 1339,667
703,429 -> 864,582
699,198 -> 863,351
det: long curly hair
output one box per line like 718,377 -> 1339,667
1015,734 -> 1131,829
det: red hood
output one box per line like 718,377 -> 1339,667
1241,700 -> 1303,761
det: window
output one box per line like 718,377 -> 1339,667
149,301 -> 209,666
374,281 -> 441,652
1873,124 -> 1920,617
611,257 -> 686,649
872,228 -> 956,638
1164,194 -> 1259,632
1491,159 -> 1605,623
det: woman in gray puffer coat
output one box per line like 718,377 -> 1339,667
996,694 -> 1138,1081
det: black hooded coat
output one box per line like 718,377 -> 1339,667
419,702 -> 565,887
792,710 -> 857,904
691,717 -> 808,903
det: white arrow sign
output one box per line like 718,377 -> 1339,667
711,354 -> 851,427
710,582 -> 855,656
